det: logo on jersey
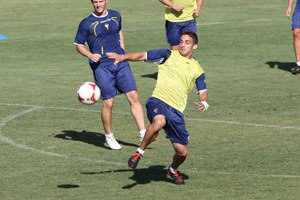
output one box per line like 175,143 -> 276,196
104,23 -> 109,30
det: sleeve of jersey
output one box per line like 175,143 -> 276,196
195,73 -> 207,91
146,49 -> 171,64
74,21 -> 88,45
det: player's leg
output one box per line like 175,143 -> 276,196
93,64 -> 121,149
291,8 -> 300,74
292,28 -> 300,74
140,115 -> 166,150
128,97 -> 166,168
182,19 -> 197,37
101,98 -> 114,134
162,106 -> 189,185
165,20 -> 181,50
116,61 -> 146,141
170,141 -> 188,169
128,114 -> 166,169
168,141 -> 187,185
101,97 -> 121,149
125,90 -> 146,141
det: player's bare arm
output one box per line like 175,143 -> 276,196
106,52 -> 146,65
119,30 -> 125,50
194,0 -> 203,17
76,45 -> 102,62
195,89 -> 208,112
286,0 -> 295,18
159,0 -> 184,12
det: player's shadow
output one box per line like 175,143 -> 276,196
266,61 -> 296,72
141,72 -> 158,80
54,130 -> 139,149
57,184 -> 80,189
80,165 -> 189,188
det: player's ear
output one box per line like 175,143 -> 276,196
193,44 -> 198,50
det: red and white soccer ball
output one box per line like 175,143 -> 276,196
77,82 -> 101,105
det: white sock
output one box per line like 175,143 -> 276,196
168,165 -> 177,174
139,129 -> 146,136
297,62 -> 300,66
137,147 -> 145,155
105,133 -> 113,139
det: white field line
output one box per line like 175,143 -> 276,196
9,18 -> 283,39
1,102 -> 300,179
1,103 -> 300,131
0,107 -> 127,166
186,169 -> 300,179
197,18 -> 282,26
185,118 -> 300,131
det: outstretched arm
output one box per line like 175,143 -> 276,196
106,52 -> 147,65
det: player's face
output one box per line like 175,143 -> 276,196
179,35 -> 198,59
92,0 -> 108,16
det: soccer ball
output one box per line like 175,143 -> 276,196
77,82 -> 101,105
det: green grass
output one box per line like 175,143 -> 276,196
1,0 -> 300,199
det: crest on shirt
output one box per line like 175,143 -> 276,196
104,23 -> 109,30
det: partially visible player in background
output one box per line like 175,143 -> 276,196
74,0 -> 146,150
107,31 -> 209,185
286,0 -> 300,74
159,0 -> 203,50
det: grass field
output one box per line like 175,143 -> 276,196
1,0 -> 300,199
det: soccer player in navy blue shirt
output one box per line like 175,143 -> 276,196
286,0 -> 300,74
74,0 -> 146,149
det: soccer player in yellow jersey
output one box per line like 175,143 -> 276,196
159,0 -> 203,50
107,31 -> 209,185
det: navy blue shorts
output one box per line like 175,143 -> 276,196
92,61 -> 137,100
146,97 -> 189,146
165,19 -> 197,46
292,7 -> 300,29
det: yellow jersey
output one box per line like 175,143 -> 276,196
165,0 -> 197,22
152,50 -> 204,113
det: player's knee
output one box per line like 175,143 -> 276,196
152,116 -> 166,129
127,91 -> 140,103
103,99 -> 114,109
176,150 -> 188,157
293,29 -> 300,37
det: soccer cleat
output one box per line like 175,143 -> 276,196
106,136 -> 121,150
167,167 -> 185,185
128,152 -> 142,169
291,66 -> 300,75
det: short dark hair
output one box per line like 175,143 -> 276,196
182,31 -> 198,44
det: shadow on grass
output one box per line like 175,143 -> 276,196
81,165 -> 189,188
141,72 -> 158,79
54,130 -> 139,149
57,184 -> 80,189
266,61 -> 295,72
